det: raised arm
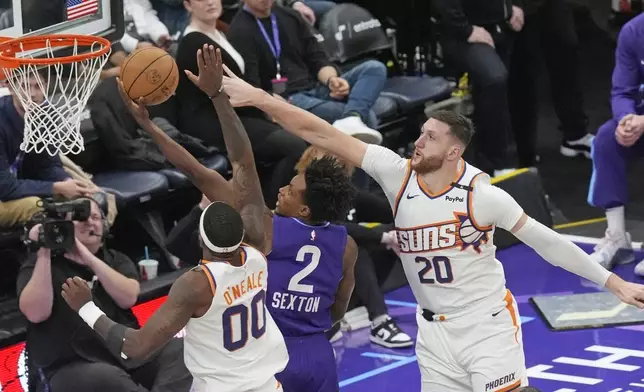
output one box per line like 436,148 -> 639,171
185,46 -> 270,253
471,179 -> 644,309
62,269 -> 212,362
116,78 -> 234,207
221,68 -> 368,169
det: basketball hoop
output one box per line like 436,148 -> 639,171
0,34 -> 111,156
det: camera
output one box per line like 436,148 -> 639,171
23,198 -> 92,252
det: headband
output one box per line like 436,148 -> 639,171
199,202 -> 244,254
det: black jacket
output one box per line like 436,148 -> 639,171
432,0 -> 524,41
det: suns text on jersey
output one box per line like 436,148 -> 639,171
396,214 -> 467,253
271,292 -> 321,313
223,270 -> 265,305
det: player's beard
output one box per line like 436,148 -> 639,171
411,153 -> 445,174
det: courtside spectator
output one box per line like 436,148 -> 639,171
508,0 -> 593,167
227,0 -> 386,145
587,13 -> 644,275
18,198 -> 192,391
176,0 -> 307,208
0,74 -> 92,228
432,0 -> 522,175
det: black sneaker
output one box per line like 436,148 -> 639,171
560,134 -> 593,159
370,317 -> 413,348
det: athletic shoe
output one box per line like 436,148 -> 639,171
370,316 -> 413,348
560,134 -> 593,159
590,230 -> 635,270
332,116 -> 383,145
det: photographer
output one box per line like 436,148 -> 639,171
17,197 -> 192,392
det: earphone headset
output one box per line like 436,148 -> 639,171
82,194 -> 111,243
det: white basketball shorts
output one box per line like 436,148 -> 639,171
415,290 -> 529,391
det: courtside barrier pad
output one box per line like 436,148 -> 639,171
531,291 -> 644,330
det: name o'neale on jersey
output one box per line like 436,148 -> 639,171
223,270 -> 264,306
271,292 -> 321,313
396,212 -> 489,253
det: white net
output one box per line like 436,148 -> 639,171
1,37 -> 111,156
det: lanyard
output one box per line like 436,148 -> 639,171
9,151 -> 24,177
244,6 -> 282,78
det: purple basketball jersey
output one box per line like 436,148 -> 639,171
267,215 -> 347,336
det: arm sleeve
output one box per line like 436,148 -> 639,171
431,0 -> 473,41
471,180 -> 524,231
513,217 -> 613,287
611,23 -> 640,122
360,145 -> 410,207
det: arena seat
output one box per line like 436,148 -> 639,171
317,3 -> 454,124
160,154 -> 230,190
92,171 -> 169,207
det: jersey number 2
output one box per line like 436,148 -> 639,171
416,256 -> 454,284
287,245 -> 321,294
222,291 -> 266,352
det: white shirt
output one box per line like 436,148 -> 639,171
122,0 -> 171,52
362,145 -> 524,317
183,25 -> 246,74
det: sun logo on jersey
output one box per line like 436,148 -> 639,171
454,212 -> 489,253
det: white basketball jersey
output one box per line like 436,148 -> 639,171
184,245 -> 289,392
392,159 -> 507,315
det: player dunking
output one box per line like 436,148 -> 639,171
220,71 -> 644,391
96,45 -> 355,392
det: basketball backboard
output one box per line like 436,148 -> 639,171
0,0 -> 123,43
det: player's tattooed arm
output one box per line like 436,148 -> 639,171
94,270 -> 210,361
197,46 -> 269,253
331,236 -> 358,324
116,76 -> 234,207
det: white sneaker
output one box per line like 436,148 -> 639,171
634,260 -> 644,277
332,116 -> 383,145
560,133 -> 593,159
369,316 -> 413,348
590,230 -> 635,270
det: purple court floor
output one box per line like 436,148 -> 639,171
334,241 -> 644,392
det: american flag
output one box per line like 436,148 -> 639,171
66,0 -> 99,21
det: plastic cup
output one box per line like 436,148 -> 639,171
138,259 -> 159,281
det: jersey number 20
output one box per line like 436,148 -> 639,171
222,291 -> 266,351
416,256 -> 454,284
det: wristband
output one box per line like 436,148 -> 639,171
78,301 -> 105,329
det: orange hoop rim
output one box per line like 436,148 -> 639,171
0,34 -> 111,69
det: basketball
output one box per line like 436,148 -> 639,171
120,47 -> 179,106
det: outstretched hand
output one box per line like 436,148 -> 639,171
184,44 -> 224,98
116,77 -> 150,125
221,64 -> 265,107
